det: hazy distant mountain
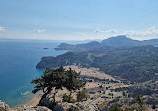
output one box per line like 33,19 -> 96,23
55,41 -> 101,52
143,39 -> 158,47
55,35 -> 158,52
37,35 -> 158,82
101,35 -> 142,47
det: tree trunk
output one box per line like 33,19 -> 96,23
38,91 -> 49,106
38,87 -> 52,106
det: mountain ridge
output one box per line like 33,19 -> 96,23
55,35 -> 158,52
36,35 -> 158,83
37,45 -> 158,82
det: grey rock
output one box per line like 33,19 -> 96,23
61,102 -> 99,111
0,100 -> 9,111
38,98 -> 53,108
34,106 -> 52,111
11,105 -> 52,111
53,105 -> 65,111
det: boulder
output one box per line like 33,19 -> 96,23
34,106 -> 52,111
53,105 -> 65,111
11,105 -> 52,111
61,102 -> 99,111
38,98 -> 53,108
0,100 -> 9,111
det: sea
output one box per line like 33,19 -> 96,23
0,39 -> 68,107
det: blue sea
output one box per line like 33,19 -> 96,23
0,39 -> 67,107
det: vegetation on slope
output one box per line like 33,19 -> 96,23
37,45 -> 158,82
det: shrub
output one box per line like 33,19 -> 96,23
62,93 -> 76,103
77,88 -> 90,102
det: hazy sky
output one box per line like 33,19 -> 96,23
0,0 -> 158,40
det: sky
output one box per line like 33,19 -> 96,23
0,0 -> 158,40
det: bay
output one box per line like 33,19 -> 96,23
0,39 -> 66,107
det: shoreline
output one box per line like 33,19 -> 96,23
22,65 -> 130,108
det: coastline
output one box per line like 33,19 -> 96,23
0,40 -> 67,108
22,65 -> 131,109
25,94 -> 43,107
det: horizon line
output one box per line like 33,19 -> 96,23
0,35 -> 157,41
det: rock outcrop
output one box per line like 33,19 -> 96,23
11,105 -> 52,111
0,100 -> 52,111
61,102 -> 99,111
0,98 -> 99,111
0,100 -> 9,111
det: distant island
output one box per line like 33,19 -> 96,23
43,48 -> 49,49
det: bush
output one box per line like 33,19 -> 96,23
77,88 -> 90,102
152,104 -> 156,109
62,93 -> 76,103
68,106 -> 79,111
63,94 -> 69,102
109,103 -> 123,111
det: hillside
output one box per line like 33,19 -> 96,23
37,45 -> 158,82
55,41 -> 101,52
4,66 -> 157,111
100,35 -> 142,47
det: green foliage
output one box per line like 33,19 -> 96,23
122,91 -> 126,97
134,95 -> 146,111
63,88 -> 90,103
38,45 -> 158,82
135,95 -> 143,105
77,88 -> 90,102
63,94 -> 69,102
31,66 -> 85,103
124,107 -> 136,111
62,93 -> 76,103
152,104 -> 156,109
31,66 -> 67,94
64,68 -> 86,92
68,106 -> 80,111
109,103 -> 123,111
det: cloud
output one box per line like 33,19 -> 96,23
35,29 -> 45,33
95,29 -> 118,33
95,27 -> 158,40
0,26 -> 5,32
124,27 -> 158,37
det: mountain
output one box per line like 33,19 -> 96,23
35,36 -> 158,110
143,39 -> 158,47
37,45 -> 158,82
100,35 -> 142,47
55,41 -> 101,52
55,35 -> 158,52
37,35 -> 158,82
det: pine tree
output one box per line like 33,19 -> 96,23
31,66 -> 85,104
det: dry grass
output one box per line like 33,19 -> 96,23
25,65 -> 131,108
